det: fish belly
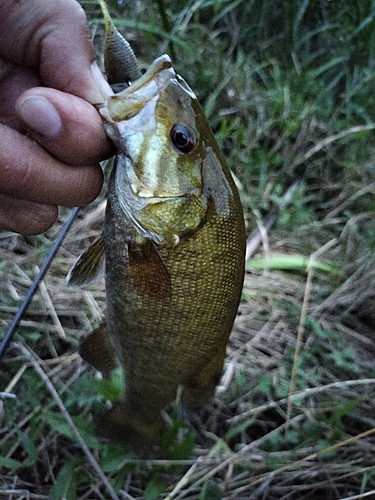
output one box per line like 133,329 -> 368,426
101,174 -> 245,449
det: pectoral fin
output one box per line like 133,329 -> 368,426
67,237 -> 105,286
128,239 -> 171,299
79,322 -> 118,373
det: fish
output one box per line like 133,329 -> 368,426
68,0 -> 246,452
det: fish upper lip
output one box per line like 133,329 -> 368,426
98,55 -> 175,123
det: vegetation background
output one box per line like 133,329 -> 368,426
1,0 -> 375,498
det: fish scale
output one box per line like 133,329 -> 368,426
68,0 -> 246,453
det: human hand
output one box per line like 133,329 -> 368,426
0,0 -> 114,235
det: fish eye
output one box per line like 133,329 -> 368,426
170,124 -> 197,154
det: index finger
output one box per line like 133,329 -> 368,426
0,0 -> 107,104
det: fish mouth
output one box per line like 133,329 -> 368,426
99,55 -> 175,124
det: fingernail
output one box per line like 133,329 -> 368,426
17,95 -> 62,138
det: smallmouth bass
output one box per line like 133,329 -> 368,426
68,0 -> 246,452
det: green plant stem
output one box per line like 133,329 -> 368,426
286,262 -> 312,425
156,0 -> 176,61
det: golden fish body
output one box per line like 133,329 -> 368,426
69,3 -> 245,451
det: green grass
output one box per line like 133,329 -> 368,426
1,0 -> 375,498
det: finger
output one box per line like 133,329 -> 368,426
16,88 -> 114,165
0,194 -> 58,235
0,61 -> 41,132
0,125 -> 103,207
0,0 -> 110,104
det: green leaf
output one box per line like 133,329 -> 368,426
51,457 -> 82,500
144,477 -> 166,500
111,464 -> 136,492
15,428 -> 38,466
275,379 -> 290,398
169,431 -> 196,460
160,419 -> 184,451
0,456 -> 23,470
225,418 -> 254,440
258,374 -> 273,395
21,331 -> 41,341
92,367 -> 123,402
329,397 -> 361,423
44,412 -> 100,449
247,254 -> 343,275
200,480 -> 222,500
317,439 -> 337,459
235,373 -> 247,388
100,444 -> 133,472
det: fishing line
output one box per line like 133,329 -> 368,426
0,206 -> 80,363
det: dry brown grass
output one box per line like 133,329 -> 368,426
1,192 -> 375,499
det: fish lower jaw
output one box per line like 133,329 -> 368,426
130,186 -> 186,202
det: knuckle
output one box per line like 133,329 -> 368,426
24,205 -> 58,235
0,159 -> 36,200
0,196 -> 58,235
69,164 -> 103,207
